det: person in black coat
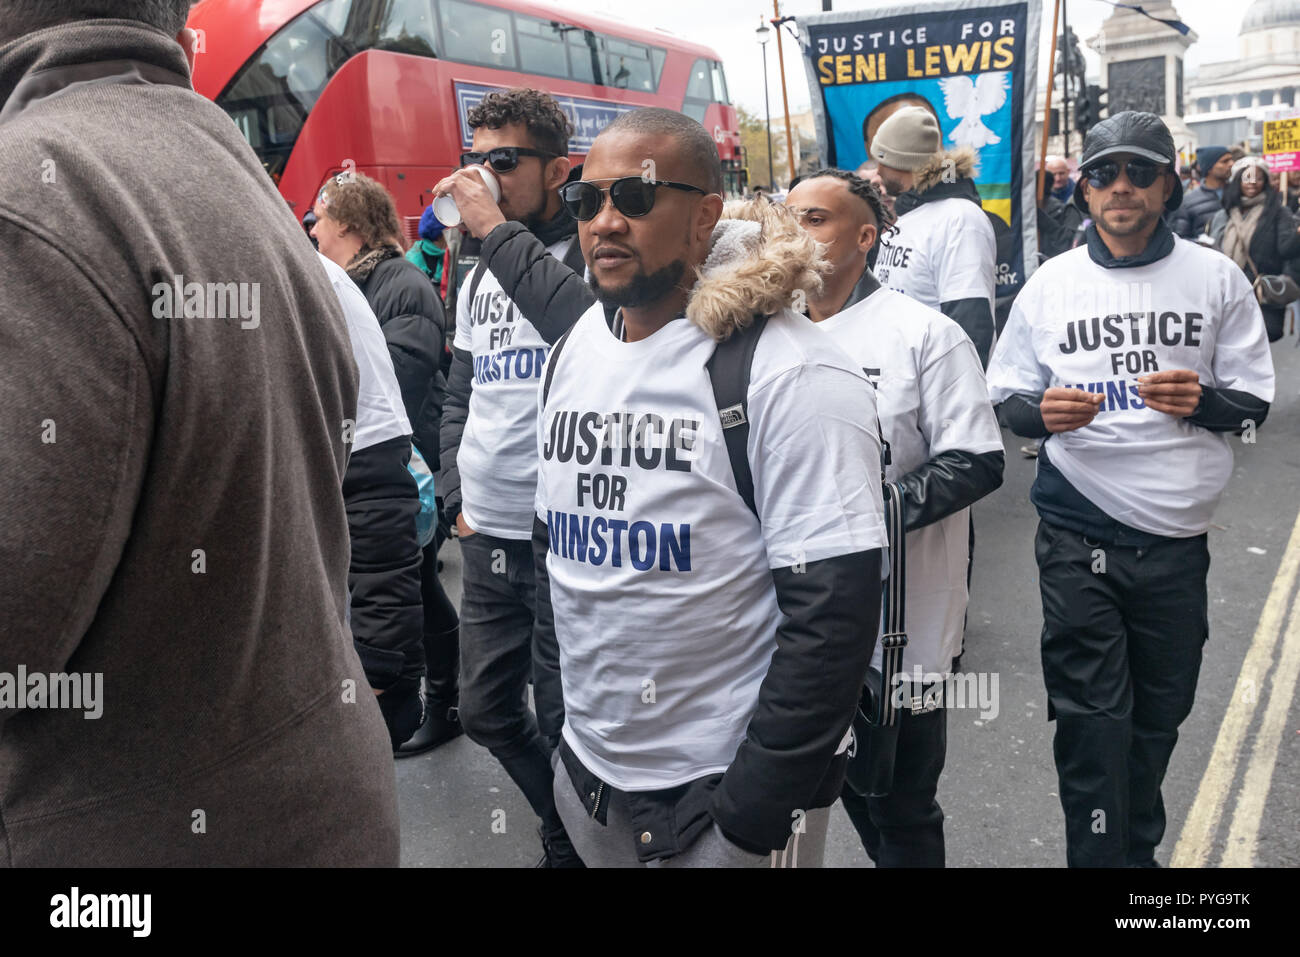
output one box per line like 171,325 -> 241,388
1214,156 -> 1300,342
313,172 -> 462,754
1170,146 -> 1234,239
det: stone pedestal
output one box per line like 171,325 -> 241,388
1088,0 -> 1198,148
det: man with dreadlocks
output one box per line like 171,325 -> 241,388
787,169 -> 1005,866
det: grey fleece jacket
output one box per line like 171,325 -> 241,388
0,20 -> 398,865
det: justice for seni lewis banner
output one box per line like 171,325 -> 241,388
796,0 -> 1042,295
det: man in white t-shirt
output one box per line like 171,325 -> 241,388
870,106 -> 998,367
431,89 -> 591,866
788,169 -> 1005,867
986,112 -> 1275,867
535,108 -> 887,867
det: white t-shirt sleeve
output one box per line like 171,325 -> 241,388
748,363 -> 887,569
986,299 -> 1050,404
918,323 -> 1005,457
453,270 -> 472,352
937,209 -> 996,303
1208,265 -> 1276,402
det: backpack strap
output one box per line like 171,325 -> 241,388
541,327 -> 574,407
706,315 -> 769,519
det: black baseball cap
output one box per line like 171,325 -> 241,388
1073,111 -> 1182,213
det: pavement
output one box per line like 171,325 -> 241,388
397,334 -> 1300,867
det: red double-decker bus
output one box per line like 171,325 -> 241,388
188,0 -> 744,242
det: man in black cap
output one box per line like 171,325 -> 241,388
986,112 -> 1275,867
1169,145 -> 1235,239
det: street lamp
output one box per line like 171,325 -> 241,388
756,16 -> 774,191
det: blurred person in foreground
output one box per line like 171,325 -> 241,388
0,0 -> 398,864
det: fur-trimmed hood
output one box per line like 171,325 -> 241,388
684,198 -> 828,341
345,243 -> 403,284
911,145 -> 978,194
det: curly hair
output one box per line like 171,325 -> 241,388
467,88 -> 574,158
317,172 -> 402,252
801,167 -> 896,232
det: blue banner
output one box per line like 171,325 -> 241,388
797,0 -> 1042,295
454,81 -> 634,153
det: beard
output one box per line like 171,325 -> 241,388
589,259 -> 687,309
1096,202 -> 1160,238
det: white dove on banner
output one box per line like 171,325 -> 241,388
938,71 -> 1010,150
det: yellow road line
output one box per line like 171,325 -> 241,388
1221,581 -> 1300,866
1171,508 -> 1300,868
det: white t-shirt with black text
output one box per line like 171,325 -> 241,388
987,238 -> 1275,537
876,197 -> 996,320
453,237 -> 578,539
535,305 -> 887,790
817,286 -> 1003,677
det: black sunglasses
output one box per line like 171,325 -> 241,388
1083,159 -> 1167,190
560,177 -> 708,221
460,146 -> 557,173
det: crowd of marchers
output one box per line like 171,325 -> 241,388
0,0 -> 1280,870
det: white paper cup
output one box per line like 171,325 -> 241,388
433,164 -> 501,227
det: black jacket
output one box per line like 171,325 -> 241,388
439,207 -> 592,523
994,221 -> 1271,544
349,247 -> 446,468
1229,196 -> 1300,341
343,434 -> 425,697
895,176 -> 997,367
1170,184 -> 1222,240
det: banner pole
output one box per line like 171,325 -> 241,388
774,0 -> 797,187
1039,0 -> 1062,206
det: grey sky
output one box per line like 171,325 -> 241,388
550,0 -> 1247,116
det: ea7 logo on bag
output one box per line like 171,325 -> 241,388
50,888 -> 151,937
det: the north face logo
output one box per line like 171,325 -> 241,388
718,404 -> 747,429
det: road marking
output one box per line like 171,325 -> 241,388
1221,583 -> 1300,865
1171,508 -> 1300,868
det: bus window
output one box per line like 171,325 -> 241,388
566,29 -> 604,86
685,58 -> 711,101
375,0 -> 437,57
516,15 -> 569,81
604,38 -> 656,92
216,0 -> 354,180
439,0 -> 516,70
711,61 -> 729,103
682,57 -> 712,123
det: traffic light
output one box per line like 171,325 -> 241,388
1075,85 -> 1108,134
1075,89 -> 1093,132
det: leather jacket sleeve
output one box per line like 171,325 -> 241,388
710,548 -> 883,852
897,449 -> 1005,532
1187,385 -> 1270,433
940,297 -> 995,368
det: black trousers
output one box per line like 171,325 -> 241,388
840,707 -> 947,867
420,541 -> 459,708
458,532 -> 565,835
1034,520 -> 1209,867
